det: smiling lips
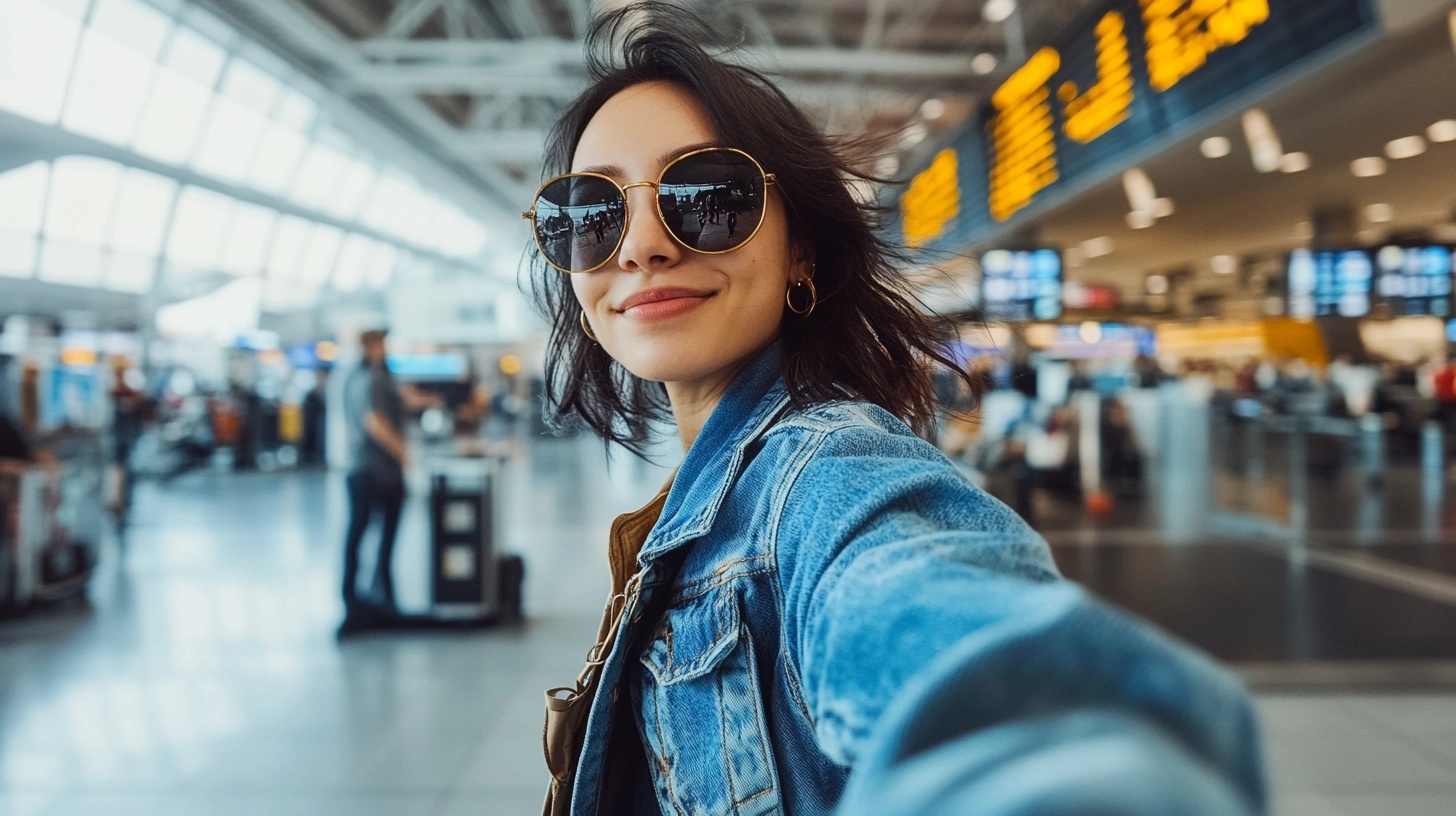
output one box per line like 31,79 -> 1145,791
617,287 -> 715,320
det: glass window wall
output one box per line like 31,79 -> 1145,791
0,0 -> 492,279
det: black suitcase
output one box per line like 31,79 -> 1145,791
496,553 -> 524,624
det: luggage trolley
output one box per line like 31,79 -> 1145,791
428,455 -> 522,624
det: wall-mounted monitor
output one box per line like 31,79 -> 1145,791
1287,248 -> 1372,318
980,248 -> 1062,321
1373,245 -> 1452,317
387,354 -> 468,381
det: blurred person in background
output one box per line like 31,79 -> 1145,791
1434,356 -> 1456,449
301,369 -> 328,468
1101,397 -> 1144,499
337,328 -> 408,637
523,7 -> 1264,816
108,361 -> 148,521
0,408 -> 36,474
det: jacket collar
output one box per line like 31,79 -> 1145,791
638,343 -> 789,563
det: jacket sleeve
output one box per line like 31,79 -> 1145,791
771,421 -> 1267,816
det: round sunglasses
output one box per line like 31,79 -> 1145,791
522,147 -> 777,274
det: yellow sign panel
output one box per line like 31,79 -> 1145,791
976,0 -> 1274,223
901,148 -> 961,247
987,48 -> 1061,222
1059,11 -> 1135,143
1140,0 -> 1270,91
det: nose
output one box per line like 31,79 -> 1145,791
614,183 -> 682,272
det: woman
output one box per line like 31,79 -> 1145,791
524,6 -> 1265,815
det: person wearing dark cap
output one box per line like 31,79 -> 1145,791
337,328 -> 408,637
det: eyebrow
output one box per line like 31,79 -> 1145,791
576,141 -> 722,178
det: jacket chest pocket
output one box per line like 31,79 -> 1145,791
638,588 -> 781,816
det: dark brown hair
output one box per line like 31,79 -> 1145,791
526,2 -> 981,456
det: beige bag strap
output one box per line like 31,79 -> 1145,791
541,570 -> 644,814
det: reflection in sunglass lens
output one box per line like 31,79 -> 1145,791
533,175 -> 626,272
658,150 -> 766,253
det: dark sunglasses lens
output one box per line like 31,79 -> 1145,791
533,175 -> 625,272
658,150 -> 766,253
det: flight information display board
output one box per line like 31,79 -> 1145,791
1373,245 -> 1453,317
1287,249 -> 1373,318
898,0 -> 1377,250
980,249 -> 1062,321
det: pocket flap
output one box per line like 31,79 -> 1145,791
639,591 -> 741,685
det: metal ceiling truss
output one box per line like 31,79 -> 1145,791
202,0 -> 1099,231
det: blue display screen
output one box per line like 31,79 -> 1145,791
981,249 -> 1062,321
1373,245 -> 1453,317
387,354 -> 468,380
1287,249 -> 1373,318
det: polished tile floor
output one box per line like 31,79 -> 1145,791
0,435 -> 1453,815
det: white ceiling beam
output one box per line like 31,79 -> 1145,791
508,0 -> 549,37
350,40 -> 980,81
439,78 -> 925,159
564,0 -> 591,36
354,36 -> 577,62
384,0 -> 447,38
440,128 -> 550,161
883,0 -> 949,49
738,4 -> 778,46
861,0 -> 890,50
348,65 -> 586,96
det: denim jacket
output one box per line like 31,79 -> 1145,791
568,347 -> 1267,815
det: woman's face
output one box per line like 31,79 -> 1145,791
567,80 -> 801,387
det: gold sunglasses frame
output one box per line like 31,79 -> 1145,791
521,146 -> 777,274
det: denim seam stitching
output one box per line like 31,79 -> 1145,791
718,643 -> 741,808
767,427 -> 829,730
652,679 -> 690,816
672,564 -> 773,603
735,616 -> 779,806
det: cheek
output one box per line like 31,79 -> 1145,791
570,276 -> 608,313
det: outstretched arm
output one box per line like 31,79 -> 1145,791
772,425 -> 1266,815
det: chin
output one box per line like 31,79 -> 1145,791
612,346 -> 720,384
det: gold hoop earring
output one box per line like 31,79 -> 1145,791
580,311 -> 599,343
786,278 -> 817,317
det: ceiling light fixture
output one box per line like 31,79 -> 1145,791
1294,221 -> 1314,240
1211,255 -> 1238,275
1365,203 -> 1393,223
983,0 -> 1017,24
1279,152 -> 1310,173
971,52 -> 999,75
1081,236 -> 1114,258
1350,157 -> 1386,177
900,123 -> 928,148
1429,120 -> 1456,143
1123,168 -> 1155,213
920,98 -> 946,120
1385,135 -> 1426,159
1241,109 -> 1283,173
1200,136 -> 1231,158
1146,274 -> 1169,295
1122,169 -> 1172,227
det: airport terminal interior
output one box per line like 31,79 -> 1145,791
3,0 -> 1456,814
